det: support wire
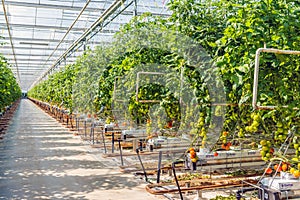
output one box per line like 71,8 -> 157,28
1,0 -> 20,85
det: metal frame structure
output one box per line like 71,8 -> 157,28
0,0 -> 171,91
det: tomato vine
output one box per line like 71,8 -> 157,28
0,52 -> 21,112
28,1 -> 299,162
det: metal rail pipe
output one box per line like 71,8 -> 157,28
252,48 -> 300,110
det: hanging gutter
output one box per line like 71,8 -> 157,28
1,0 -> 20,85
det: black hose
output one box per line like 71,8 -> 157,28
172,161 -> 183,200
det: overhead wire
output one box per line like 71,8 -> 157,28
40,0 -> 92,76
31,0 -> 127,90
1,0 -> 21,85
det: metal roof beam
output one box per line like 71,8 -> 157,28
3,34 -> 114,41
2,1 -> 167,16
5,58 -> 76,61
9,61 -> 55,64
9,60 -> 76,63
19,70 -> 46,72
0,22 -> 86,31
16,67 -> 48,69
6,58 -> 56,61
4,0 -> 107,12
36,0 -> 133,87
0,45 -> 72,51
2,36 -> 79,43
0,23 -> 118,34
4,53 -> 63,57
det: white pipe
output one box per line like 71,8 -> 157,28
252,48 -> 262,110
252,48 -> 300,110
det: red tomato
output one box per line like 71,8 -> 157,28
274,164 -> 282,172
265,168 -> 272,174
190,151 -> 196,158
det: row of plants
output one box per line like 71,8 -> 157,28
28,0 -> 299,165
0,46 -> 22,113
169,0 -> 300,164
28,64 -> 76,113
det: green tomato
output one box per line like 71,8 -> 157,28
277,122 -> 283,127
262,146 -> 269,152
260,140 -> 267,146
252,121 -> 259,127
253,114 -> 260,121
277,127 -> 284,133
260,150 -> 266,156
266,141 -> 272,147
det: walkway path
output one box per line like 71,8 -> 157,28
0,99 -> 159,200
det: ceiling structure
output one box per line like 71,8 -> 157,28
0,0 -> 171,92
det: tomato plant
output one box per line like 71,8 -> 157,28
0,52 -> 21,112
28,0 -> 299,158
28,64 -> 77,113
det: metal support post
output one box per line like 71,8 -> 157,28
102,127 -> 107,153
192,161 -> 197,171
112,132 -> 115,153
118,139 -> 124,166
136,148 -> 148,182
76,117 -> 79,132
133,0 -> 137,16
91,122 -> 95,144
138,139 -> 143,151
157,151 -> 162,183
84,120 -> 87,138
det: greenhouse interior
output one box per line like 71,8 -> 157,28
0,0 -> 299,199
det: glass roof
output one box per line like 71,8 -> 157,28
0,0 -> 171,91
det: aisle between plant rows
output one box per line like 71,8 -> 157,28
0,99 -> 158,200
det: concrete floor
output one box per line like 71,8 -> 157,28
0,99 -> 160,200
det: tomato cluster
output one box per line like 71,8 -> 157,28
260,140 -> 274,161
266,162 -> 300,178
188,147 -> 198,163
